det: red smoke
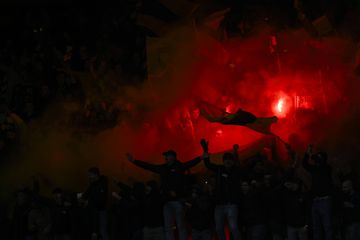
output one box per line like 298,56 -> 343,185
2,25 -> 359,195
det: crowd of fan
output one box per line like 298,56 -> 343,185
2,139 -> 359,240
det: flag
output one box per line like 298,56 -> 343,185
205,135 -> 291,165
198,101 -> 277,135
245,117 -> 278,135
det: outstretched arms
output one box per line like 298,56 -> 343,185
126,153 -> 163,173
183,139 -> 210,169
183,156 -> 202,169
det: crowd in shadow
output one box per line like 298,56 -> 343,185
2,140 -> 359,240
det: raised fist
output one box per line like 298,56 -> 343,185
200,139 -> 209,153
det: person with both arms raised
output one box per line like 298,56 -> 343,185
126,142 -> 204,240
200,139 -> 242,240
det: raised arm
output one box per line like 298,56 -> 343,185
184,156 -> 202,169
127,153 -> 163,173
183,139 -> 210,169
200,139 -> 221,172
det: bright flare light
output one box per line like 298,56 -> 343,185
277,99 -> 284,113
273,94 -> 292,118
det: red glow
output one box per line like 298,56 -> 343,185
225,105 -> 232,113
277,99 -> 285,113
273,94 -> 292,118
216,129 -> 223,137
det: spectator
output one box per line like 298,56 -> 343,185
302,145 -> 334,240
239,180 -> 267,240
0,204 -> 10,240
50,188 -> 74,240
12,190 -> 32,240
283,178 -> 310,240
81,167 -> 109,240
143,180 -> 165,240
201,139 -> 242,240
186,184 -> 214,240
128,182 -> 145,240
27,196 -> 52,240
263,174 -> 285,240
340,179 -> 360,240
126,144 -> 204,240
109,185 -> 132,240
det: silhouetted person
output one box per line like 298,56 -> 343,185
302,145 -> 334,240
50,188 -> 75,240
186,184 -> 214,240
340,179 -> 360,240
81,167 -> 109,240
28,196 -> 52,240
239,180 -> 267,240
262,174 -> 284,240
126,144 -> 204,240
113,179 -> 145,240
128,182 -> 145,240
283,178 -> 309,240
143,180 -> 165,240
109,185 -> 132,240
12,190 -> 31,240
201,139 -> 242,240
0,204 -> 10,240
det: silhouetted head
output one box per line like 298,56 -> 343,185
88,167 -> 100,183
284,178 -> 301,192
311,152 -> 328,166
52,188 -> 63,205
162,150 -> 177,165
15,190 -> 28,206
